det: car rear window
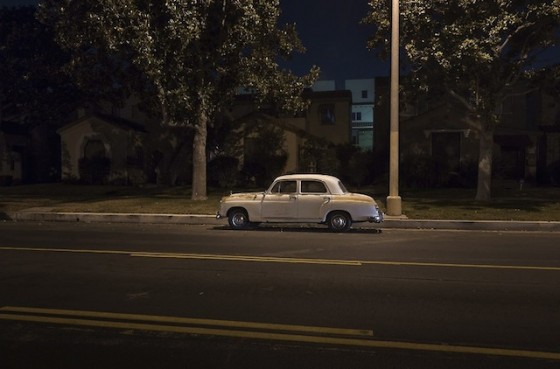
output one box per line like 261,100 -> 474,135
301,181 -> 328,194
338,181 -> 349,193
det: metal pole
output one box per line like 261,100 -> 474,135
386,0 -> 402,216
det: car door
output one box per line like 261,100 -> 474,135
297,180 -> 330,221
261,180 -> 298,220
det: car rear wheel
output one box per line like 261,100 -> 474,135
327,211 -> 352,232
228,208 -> 250,230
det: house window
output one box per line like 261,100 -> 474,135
361,90 -> 368,99
352,112 -> 362,121
319,104 -> 335,125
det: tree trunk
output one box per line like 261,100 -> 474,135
475,127 -> 494,202
192,114 -> 208,201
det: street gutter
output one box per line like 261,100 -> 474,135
4,210 -> 560,232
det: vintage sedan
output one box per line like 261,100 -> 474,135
217,174 -> 384,231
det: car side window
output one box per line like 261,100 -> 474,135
301,181 -> 328,194
270,181 -> 297,194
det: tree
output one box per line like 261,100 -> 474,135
1,6 -> 83,182
38,0 -> 319,199
364,0 -> 560,201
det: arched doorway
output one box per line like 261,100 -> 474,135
80,139 -> 110,184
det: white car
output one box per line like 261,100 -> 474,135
217,174 -> 384,231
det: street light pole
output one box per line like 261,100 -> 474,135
386,0 -> 402,216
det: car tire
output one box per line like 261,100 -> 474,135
228,208 -> 250,230
327,211 -> 352,232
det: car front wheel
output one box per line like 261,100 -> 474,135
327,211 -> 352,232
228,208 -> 250,230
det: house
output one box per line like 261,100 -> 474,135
374,77 -> 560,187
57,99 -> 149,185
345,79 -> 375,151
223,89 -> 352,175
57,89 -> 353,185
313,79 -> 376,151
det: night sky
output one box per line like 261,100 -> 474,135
1,0 -> 389,83
279,0 -> 389,81
0,0 -> 36,5
2,0 -> 559,80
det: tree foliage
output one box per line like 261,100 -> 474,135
364,0 -> 560,201
1,6 -> 83,182
38,0 -> 319,199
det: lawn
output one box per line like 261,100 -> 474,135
396,187 -> 560,221
1,183 -> 560,221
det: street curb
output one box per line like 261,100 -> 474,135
4,211 -> 560,232
4,211 -> 219,225
381,218 -> 560,232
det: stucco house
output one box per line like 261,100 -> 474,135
374,77 -> 560,187
57,111 -> 147,185
227,89 -> 352,174
56,89 -> 353,185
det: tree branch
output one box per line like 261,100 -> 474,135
446,88 -> 475,113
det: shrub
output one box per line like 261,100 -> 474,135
242,154 -> 287,187
208,155 -> 239,188
400,152 -> 437,188
299,138 -> 339,175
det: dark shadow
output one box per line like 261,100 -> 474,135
212,225 -> 382,234
0,212 -> 13,221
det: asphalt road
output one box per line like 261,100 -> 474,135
1,222 -> 559,368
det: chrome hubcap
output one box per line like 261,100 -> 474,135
332,216 -> 346,229
232,213 -> 246,227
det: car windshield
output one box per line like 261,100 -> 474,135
338,180 -> 349,194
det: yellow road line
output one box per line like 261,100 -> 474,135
0,246 -> 129,255
360,260 -> 560,271
1,246 -> 560,271
0,309 -> 559,361
0,247 -> 360,266
0,306 -> 371,337
131,252 -> 362,266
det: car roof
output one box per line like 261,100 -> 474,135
275,173 -> 339,182
273,174 -> 345,193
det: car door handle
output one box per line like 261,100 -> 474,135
289,195 -> 297,200
323,197 -> 331,203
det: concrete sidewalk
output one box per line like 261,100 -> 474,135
4,209 -> 560,232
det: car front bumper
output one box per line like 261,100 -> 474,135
368,212 -> 384,223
